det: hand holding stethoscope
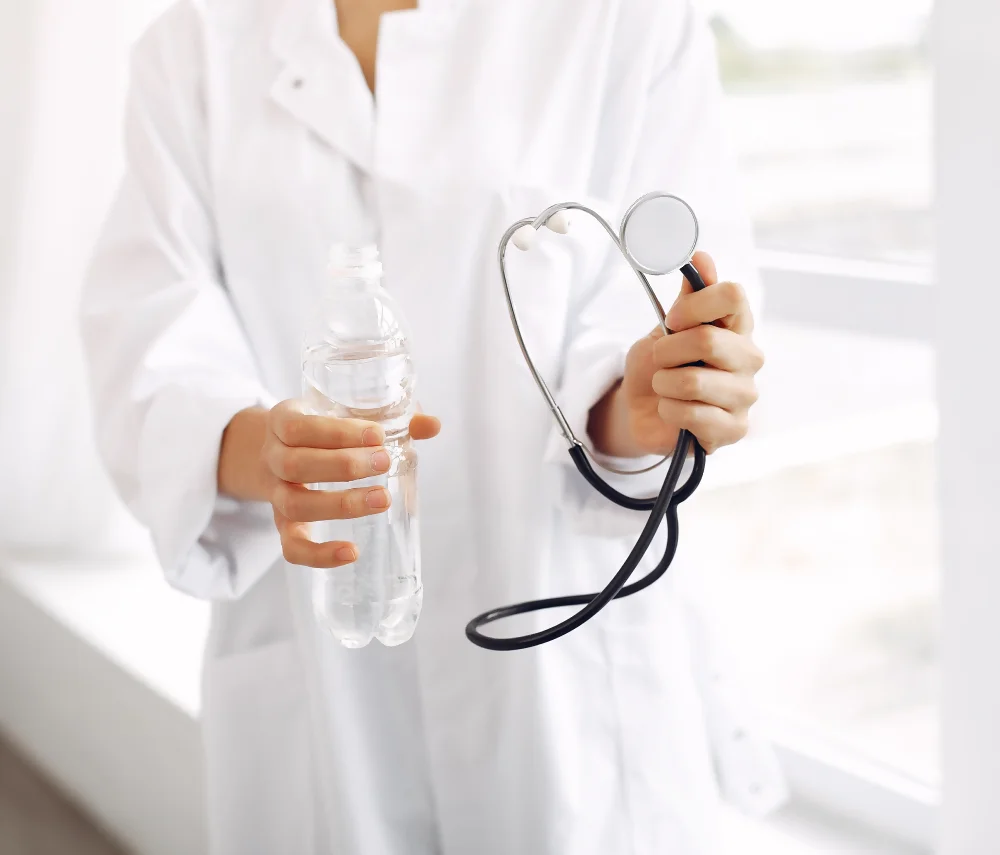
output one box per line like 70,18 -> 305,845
467,193 -> 764,650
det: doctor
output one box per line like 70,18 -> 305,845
82,0 -> 782,852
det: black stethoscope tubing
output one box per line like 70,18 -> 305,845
465,199 -> 709,651
465,427 -> 707,650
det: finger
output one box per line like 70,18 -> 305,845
656,398 -> 749,453
272,481 -> 391,522
652,366 -> 759,411
654,325 -> 765,373
283,534 -> 360,568
266,443 -> 392,484
410,413 -> 441,441
270,402 -> 384,449
273,509 -> 358,568
666,280 -> 752,334
641,324 -> 668,343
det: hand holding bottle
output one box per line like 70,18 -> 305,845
261,401 -> 440,568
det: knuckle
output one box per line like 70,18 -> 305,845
720,279 -> 745,305
650,369 -> 669,397
695,325 -> 717,358
334,490 -> 355,519
665,306 -> 687,332
282,539 -> 310,568
270,482 -> 289,515
268,405 -> 290,439
322,419 -> 347,449
266,403 -> 285,429
272,483 -> 302,519
282,449 -> 312,484
261,437 -> 281,474
653,333 -> 675,366
660,398 -> 699,433
347,453 -> 368,481
284,490 -> 309,521
269,446 -> 295,481
348,489 -> 369,517
677,370 -> 701,400
734,413 -> 751,440
270,411 -> 289,442
271,510 -> 286,536
287,449 -> 312,483
279,417 -> 305,447
685,406 -> 708,432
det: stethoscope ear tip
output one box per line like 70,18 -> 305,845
510,212 -> 573,252
511,224 -> 538,251
545,210 -> 572,235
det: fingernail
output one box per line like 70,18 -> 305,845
335,546 -> 356,562
365,488 -> 389,509
362,427 -> 382,447
370,450 -> 390,473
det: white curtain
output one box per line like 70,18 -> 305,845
0,0 -> 170,555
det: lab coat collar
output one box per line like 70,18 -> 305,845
269,0 -> 375,173
268,0 -> 460,175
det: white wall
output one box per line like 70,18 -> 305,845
935,0 -> 1000,850
0,0 -> 168,555
0,0 -> 38,301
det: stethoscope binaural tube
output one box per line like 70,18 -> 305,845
465,194 -> 708,651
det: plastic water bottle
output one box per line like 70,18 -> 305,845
301,244 -> 422,648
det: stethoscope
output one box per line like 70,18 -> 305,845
466,192 -> 709,651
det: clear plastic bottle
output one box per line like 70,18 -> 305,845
301,244 -> 422,648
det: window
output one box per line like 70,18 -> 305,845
710,0 -> 932,265
688,0 -> 938,840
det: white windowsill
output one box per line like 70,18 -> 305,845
0,553 -> 927,855
0,552 -> 210,855
0,553 -> 209,718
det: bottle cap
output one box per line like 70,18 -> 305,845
328,243 -> 382,278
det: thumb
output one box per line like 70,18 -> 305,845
410,413 -> 441,441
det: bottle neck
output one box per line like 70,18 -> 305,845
321,274 -> 384,301
384,426 -> 412,445
328,273 -> 380,287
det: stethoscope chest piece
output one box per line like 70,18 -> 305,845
466,192 -> 709,651
620,192 -> 700,277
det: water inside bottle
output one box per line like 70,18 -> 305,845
302,339 -> 422,648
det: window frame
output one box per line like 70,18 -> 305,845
735,252 -> 940,850
759,252 -> 933,341
770,725 -> 937,850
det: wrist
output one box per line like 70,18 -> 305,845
587,381 -> 646,459
218,406 -> 272,502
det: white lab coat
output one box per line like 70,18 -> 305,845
82,0 -> 787,852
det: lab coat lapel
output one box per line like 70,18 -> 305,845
372,2 -> 463,184
269,0 -> 375,174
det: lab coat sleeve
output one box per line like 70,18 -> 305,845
546,1 -> 761,536
81,5 -> 281,600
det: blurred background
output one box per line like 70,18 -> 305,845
697,0 -> 937,784
0,0 -> 973,853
